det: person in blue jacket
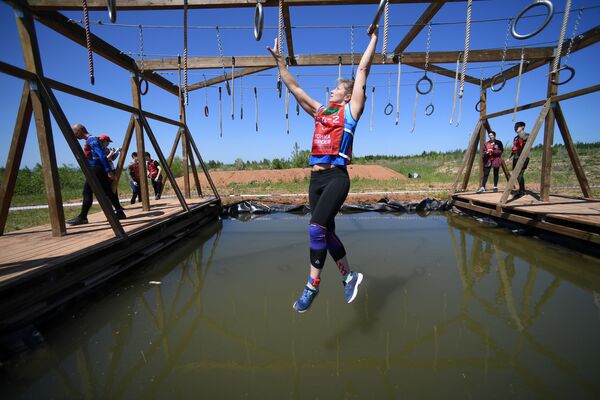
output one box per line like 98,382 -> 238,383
67,123 -> 126,225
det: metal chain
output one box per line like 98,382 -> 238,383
138,25 -> 145,74
459,0 -> 472,99
215,26 -> 230,94
277,0 -> 284,85
387,73 -> 392,103
564,7 -> 583,66
350,25 -> 355,79
382,0 -> 389,63
82,0 -> 95,85
552,0 -> 571,73
499,18 -> 512,71
424,23 -> 432,71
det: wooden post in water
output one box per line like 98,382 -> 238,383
14,6 -> 66,236
540,63 -> 559,201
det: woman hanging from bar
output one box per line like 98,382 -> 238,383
267,24 -> 379,313
476,131 -> 504,193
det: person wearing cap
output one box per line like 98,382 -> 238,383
508,121 -> 530,198
98,133 -> 121,171
67,124 -> 126,225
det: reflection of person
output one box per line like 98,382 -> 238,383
67,124 -> 126,225
144,152 -> 163,200
477,131 -> 503,193
128,152 -> 142,204
268,25 -> 379,312
508,121 -> 530,198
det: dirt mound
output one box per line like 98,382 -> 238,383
176,165 -> 406,187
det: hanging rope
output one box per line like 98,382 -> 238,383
82,0 -> 95,85
240,76 -> 244,120
456,90 -> 463,127
416,23 -> 433,95
203,73 -> 209,117
512,48 -> 525,121
183,0 -> 189,106
563,8 -> 583,68
216,26 -> 231,96
285,75 -> 290,134
384,73 -> 393,115
459,0 -> 472,99
219,86 -> 223,137
277,0 -> 284,97
254,87 -> 259,132
381,0 -> 389,64
370,86 -> 375,132
395,55 -> 402,126
138,24 -> 148,95
410,91 -> 419,133
231,57 -> 235,119
449,52 -> 460,124
350,25 -> 355,79
491,18 -> 511,92
338,56 -> 342,81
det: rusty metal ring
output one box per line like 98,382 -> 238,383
254,3 -> 264,41
416,73 -> 433,95
511,0 -> 554,40
551,65 -> 575,85
425,103 -> 434,116
475,100 -> 484,112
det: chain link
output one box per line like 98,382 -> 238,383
424,23 -> 432,71
350,25 -> 355,79
500,18 -> 512,71
138,24 -> 145,74
564,7 -> 583,66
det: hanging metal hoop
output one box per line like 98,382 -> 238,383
384,103 -> 393,116
416,74 -> 433,95
296,101 -> 300,116
277,80 -> 282,98
425,103 -> 434,116
138,78 -> 149,95
204,105 -> 209,117
490,72 -> 507,92
475,100 -> 483,112
254,2 -> 264,41
511,0 -> 554,40
370,0 -> 388,34
551,65 -> 575,85
107,0 -> 117,23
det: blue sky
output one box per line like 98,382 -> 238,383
1,0 -> 599,167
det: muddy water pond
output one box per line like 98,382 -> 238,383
2,212 -> 600,399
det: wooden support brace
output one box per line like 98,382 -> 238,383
167,129 -> 182,169
498,99 -> 552,207
394,2 -> 445,55
450,120 -> 482,195
554,102 -> 593,198
187,140 -> 203,197
462,122 -> 485,191
478,88 -> 486,185
112,114 -> 135,192
0,83 -> 32,235
131,75 -> 151,211
540,63 -> 558,202
183,126 -> 220,200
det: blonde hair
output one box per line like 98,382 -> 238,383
338,79 -> 355,96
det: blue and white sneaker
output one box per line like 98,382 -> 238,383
293,285 -> 319,313
343,272 -> 363,304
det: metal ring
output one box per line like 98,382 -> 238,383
204,105 -> 209,117
107,0 -> 116,23
225,79 -> 231,96
240,107 -> 244,120
425,103 -> 434,116
490,72 -> 507,92
551,65 -> 575,86
277,80 -> 282,98
370,0 -> 387,33
416,74 -> 433,95
475,100 -> 484,112
511,0 -> 554,40
254,3 -> 264,41
139,78 -> 149,96
384,103 -> 393,115
296,102 -> 300,115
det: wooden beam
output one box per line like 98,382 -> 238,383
450,120 -> 482,195
554,103 -> 593,199
540,63 -> 558,201
405,62 -> 479,85
187,66 -> 271,91
282,4 -> 295,64
15,7 -> 66,237
183,126 -> 220,200
141,48 -> 556,71
4,1 -> 180,96
28,0 -> 467,11
483,84 -> 600,120
0,83 -> 32,235
394,2 -> 444,54
112,115 -> 136,193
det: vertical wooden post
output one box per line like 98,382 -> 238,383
112,115 -> 135,193
179,97 -> 191,198
540,63 -> 559,201
183,126 -> 221,200
0,83 -> 32,235
14,7 -> 66,236
554,103 -> 592,198
478,88 -> 487,185
131,75 -> 150,211
462,123 -> 483,191
450,120 -> 482,195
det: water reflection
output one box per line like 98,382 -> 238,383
2,213 -> 600,399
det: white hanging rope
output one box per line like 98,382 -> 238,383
512,48 -> 525,121
231,57 -> 235,119
449,53 -> 460,124
459,0 -> 472,99
381,0 -> 389,64
411,91 -> 419,133
395,56 -> 402,126
370,86 -> 375,131
218,86 -> 223,137
552,0 -> 571,74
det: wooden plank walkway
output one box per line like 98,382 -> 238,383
0,197 -> 221,333
451,191 -> 600,245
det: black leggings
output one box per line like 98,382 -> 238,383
513,157 -> 529,192
80,165 -> 123,218
309,167 -> 350,230
481,166 -> 499,188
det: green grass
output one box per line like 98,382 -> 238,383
4,206 -> 101,233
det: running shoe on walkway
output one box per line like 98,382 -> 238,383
476,187 -> 485,193
293,285 -> 319,313
343,271 -> 363,304
66,215 -> 88,225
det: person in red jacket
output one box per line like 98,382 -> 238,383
508,121 -> 530,198
144,152 -> 163,200
127,152 -> 142,204
476,131 -> 504,193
